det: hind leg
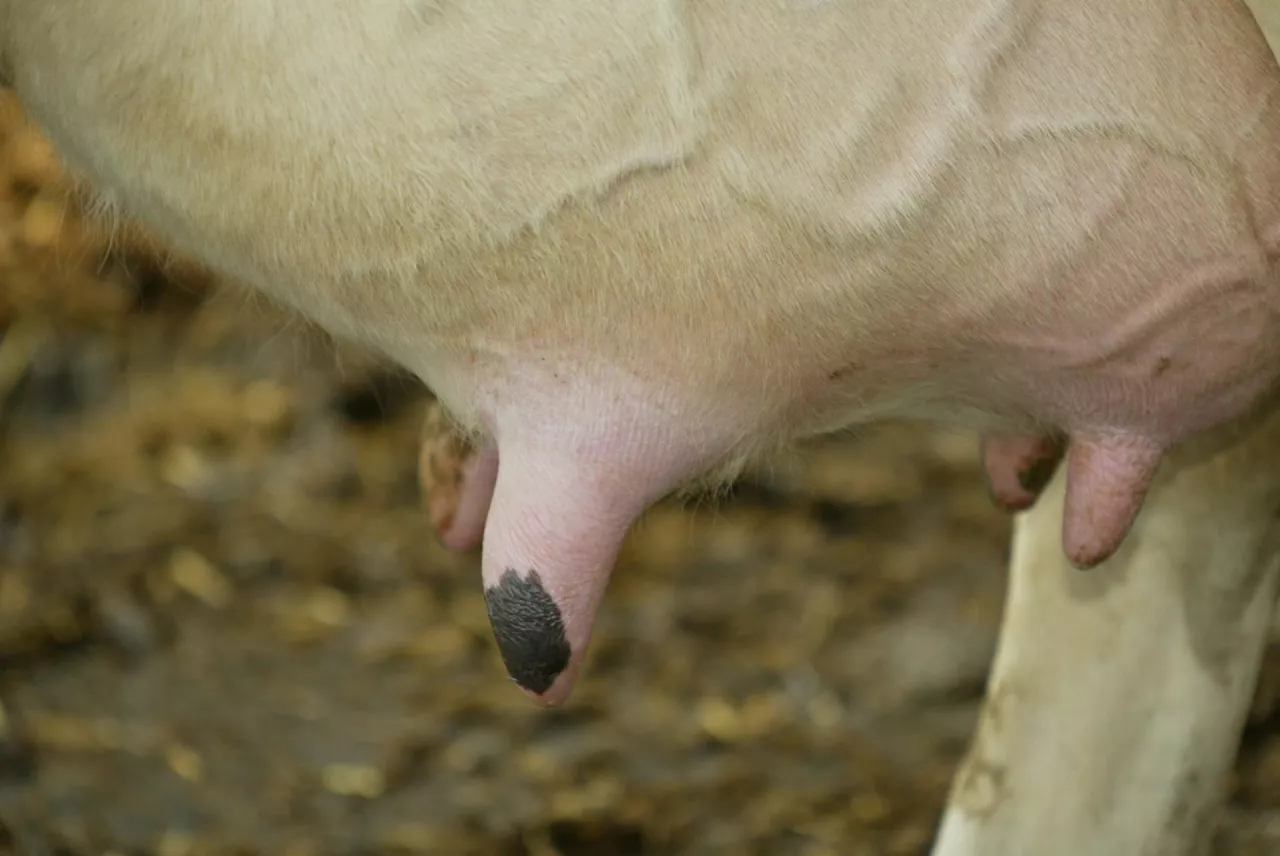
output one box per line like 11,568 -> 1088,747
934,407 -> 1280,856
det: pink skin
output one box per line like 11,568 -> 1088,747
981,433 -> 1066,513
418,360 -> 750,708
1062,436 -> 1166,569
437,425 -> 1161,704
980,432 -> 1164,568
425,426 -> 686,705
432,426 -> 1158,705
437,444 -> 497,553
983,432 -> 1166,569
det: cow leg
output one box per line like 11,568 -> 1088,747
932,409 -> 1280,856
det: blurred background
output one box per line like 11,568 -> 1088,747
0,87 -> 1279,855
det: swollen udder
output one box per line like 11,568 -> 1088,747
423,412 -> 1172,706
418,364 -> 742,707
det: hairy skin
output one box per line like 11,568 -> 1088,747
3,0 -> 1280,704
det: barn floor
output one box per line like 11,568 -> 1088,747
0,90 -> 1279,856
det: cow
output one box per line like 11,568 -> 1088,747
3,0 -> 1280,851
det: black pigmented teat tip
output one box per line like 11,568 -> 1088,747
483,568 -> 571,694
